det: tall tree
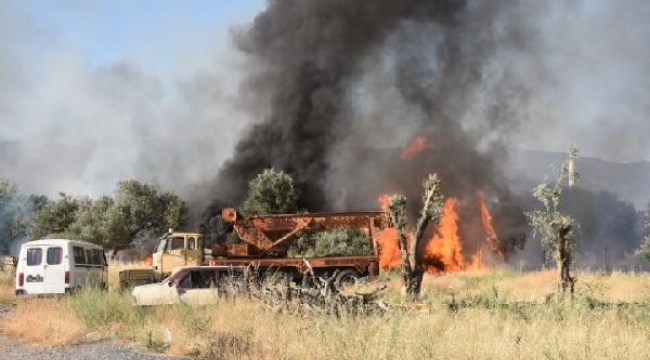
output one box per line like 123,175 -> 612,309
67,196 -> 127,248
29,192 -> 79,239
387,173 -> 445,296
63,180 -> 187,249
242,168 -> 299,215
114,180 -> 187,238
526,145 -> 579,295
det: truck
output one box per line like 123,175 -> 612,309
118,207 -> 391,290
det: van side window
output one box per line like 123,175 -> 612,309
26,248 -> 42,266
91,249 -> 104,266
188,237 -> 196,250
73,246 -> 86,265
47,247 -> 63,265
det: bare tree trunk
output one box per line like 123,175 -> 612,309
388,175 -> 443,298
555,225 -> 574,296
396,224 -> 414,295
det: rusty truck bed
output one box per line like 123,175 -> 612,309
208,255 -> 379,279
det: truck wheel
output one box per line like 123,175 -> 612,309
335,269 -> 361,291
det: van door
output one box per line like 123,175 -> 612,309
43,246 -> 65,294
92,249 -> 108,288
22,246 -> 45,294
72,246 -> 89,287
85,249 -> 100,286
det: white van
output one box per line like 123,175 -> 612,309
15,239 -> 108,295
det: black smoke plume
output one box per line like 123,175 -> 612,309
212,1 -> 525,208
206,0 -> 649,267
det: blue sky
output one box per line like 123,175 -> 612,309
15,0 -> 266,74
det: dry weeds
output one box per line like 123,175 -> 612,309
2,269 -> 650,359
1,297 -> 84,346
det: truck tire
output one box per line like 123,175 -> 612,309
334,269 -> 361,291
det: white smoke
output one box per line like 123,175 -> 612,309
0,0 -> 253,208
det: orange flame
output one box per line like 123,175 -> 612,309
477,191 -> 499,254
376,194 -> 402,268
143,256 -> 153,266
376,192 -> 503,274
401,136 -> 431,160
422,198 -> 465,273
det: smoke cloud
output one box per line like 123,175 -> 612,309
0,1 -> 251,212
209,0 -> 650,266
2,1 -> 650,264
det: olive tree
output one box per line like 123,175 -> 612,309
65,180 -> 187,249
387,173 -> 445,296
29,192 -> 80,239
94,180 -> 187,249
525,145 -> 579,295
242,168 -> 299,215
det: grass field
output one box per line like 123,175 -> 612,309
2,266 -> 650,359
0,269 -> 15,306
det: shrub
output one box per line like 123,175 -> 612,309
289,228 -> 371,257
242,168 -> 299,216
70,287 -> 145,329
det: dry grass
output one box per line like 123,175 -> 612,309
0,269 -> 16,305
1,297 -> 84,346
2,269 -> 650,358
421,269 -> 650,303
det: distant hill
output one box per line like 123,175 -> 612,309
508,150 -> 650,210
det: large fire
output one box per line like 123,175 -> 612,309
375,135 -> 504,274
376,192 -> 502,274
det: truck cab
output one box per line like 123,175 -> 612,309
152,230 -> 206,276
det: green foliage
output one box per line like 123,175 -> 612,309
67,196 -> 127,247
289,228 -> 371,257
67,180 -> 188,248
386,173 -> 445,296
421,174 -> 445,220
526,145 -> 579,257
22,179 -> 187,248
113,180 -> 187,239
412,174 -> 444,250
242,168 -> 299,215
29,192 -> 80,239
70,287 -> 145,329
388,195 -> 407,234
